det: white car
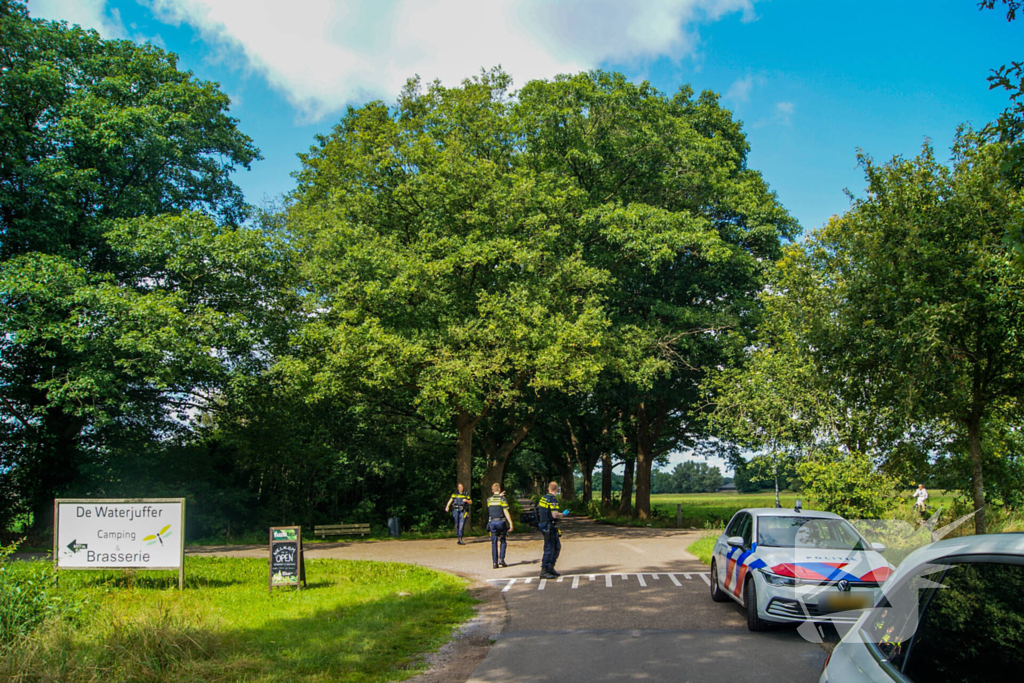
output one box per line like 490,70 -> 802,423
820,532 -> 1024,682
710,505 -> 894,631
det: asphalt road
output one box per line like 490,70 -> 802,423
191,519 -> 827,682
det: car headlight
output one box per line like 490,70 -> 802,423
759,569 -> 798,587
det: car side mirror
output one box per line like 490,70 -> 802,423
871,542 -> 886,552
727,536 -> 745,548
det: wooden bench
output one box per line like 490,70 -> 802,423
314,523 -> 371,538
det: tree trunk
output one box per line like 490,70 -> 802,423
455,409 -> 476,527
479,422 -> 531,518
31,408 -> 85,532
556,454 -> 576,501
968,413 -> 986,535
634,403 -> 654,520
618,456 -> 634,517
601,452 -> 613,509
566,419 -> 594,503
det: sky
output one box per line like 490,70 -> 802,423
26,0 -> 1021,474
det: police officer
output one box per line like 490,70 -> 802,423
444,483 -> 471,545
537,481 -> 567,579
486,483 -> 514,569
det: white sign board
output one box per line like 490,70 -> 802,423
54,499 -> 185,571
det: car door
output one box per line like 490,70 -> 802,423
716,512 -> 744,590
897,559 -> 1024,681
722,513 -> 752,598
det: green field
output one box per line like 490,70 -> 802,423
623,490 -> 962,529
649,491 -> 803,527
0,556 -> 475,683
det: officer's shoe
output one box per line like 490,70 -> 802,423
549,568 -> 561,576
539,570 -> 558,580
498,560 -> 508,568
457,539 -> 465,545
493,563 -> 499,569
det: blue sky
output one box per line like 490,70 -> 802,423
28,0 -> 1021,473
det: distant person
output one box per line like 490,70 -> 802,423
538,481 -> 567,579
913,484 -> 929,511
445,483 -> 471,545
486,483 -> 514,569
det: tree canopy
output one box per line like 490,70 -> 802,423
0,0 -> 264,530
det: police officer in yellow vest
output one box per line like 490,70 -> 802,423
486,483 -> 514,569
445,483 -> 471,545
538,481 -> 567,579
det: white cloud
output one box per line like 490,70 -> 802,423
775,100 -> 794,124
140,0 -> 759,122
29,0 -> 126,38
724,75 -> 754,103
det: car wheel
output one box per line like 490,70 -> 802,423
746,577 -> 767,631
710,560 -> 729,602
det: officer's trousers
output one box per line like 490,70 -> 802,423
453,509 -> 466,539
488,520 -> 508,564
540,525 -> 560,569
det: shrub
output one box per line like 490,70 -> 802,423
0,541 -> 86,646
796,448 -> 899,519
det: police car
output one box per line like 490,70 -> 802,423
709,504 -> 893,631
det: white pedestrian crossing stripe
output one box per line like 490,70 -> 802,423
487,572 -> 710,590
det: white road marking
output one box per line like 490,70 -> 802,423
486,572 -> 702,591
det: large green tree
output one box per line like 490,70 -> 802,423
775,134 -> 1024,533
283,70 -> 609,506
517,72 -> 798,518
0,0 -> 261,529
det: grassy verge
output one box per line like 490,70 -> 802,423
686,530 -> 722,566
0,556 -> 475,683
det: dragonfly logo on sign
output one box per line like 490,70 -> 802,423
144,524 -> 172,546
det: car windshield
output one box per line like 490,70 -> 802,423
757,516 -> 868,550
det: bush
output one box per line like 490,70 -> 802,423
796,448 -> 898,519
0,541 -> 86,646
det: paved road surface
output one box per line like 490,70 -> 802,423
191,519 -> 827,682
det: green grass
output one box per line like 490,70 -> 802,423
0,557 -> 475,683
685,530 -> 722,566
647,491 -> 803,528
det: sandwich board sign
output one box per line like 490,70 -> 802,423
269,526 -> 306,591
53,498 -> 186,589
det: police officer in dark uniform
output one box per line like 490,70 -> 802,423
537,481 -> 566,579
486,483 -> 514,569
444,483 -> 471,545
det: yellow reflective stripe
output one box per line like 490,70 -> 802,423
538,500 -> 555,509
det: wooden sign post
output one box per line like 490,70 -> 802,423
269,526 -> 306,592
